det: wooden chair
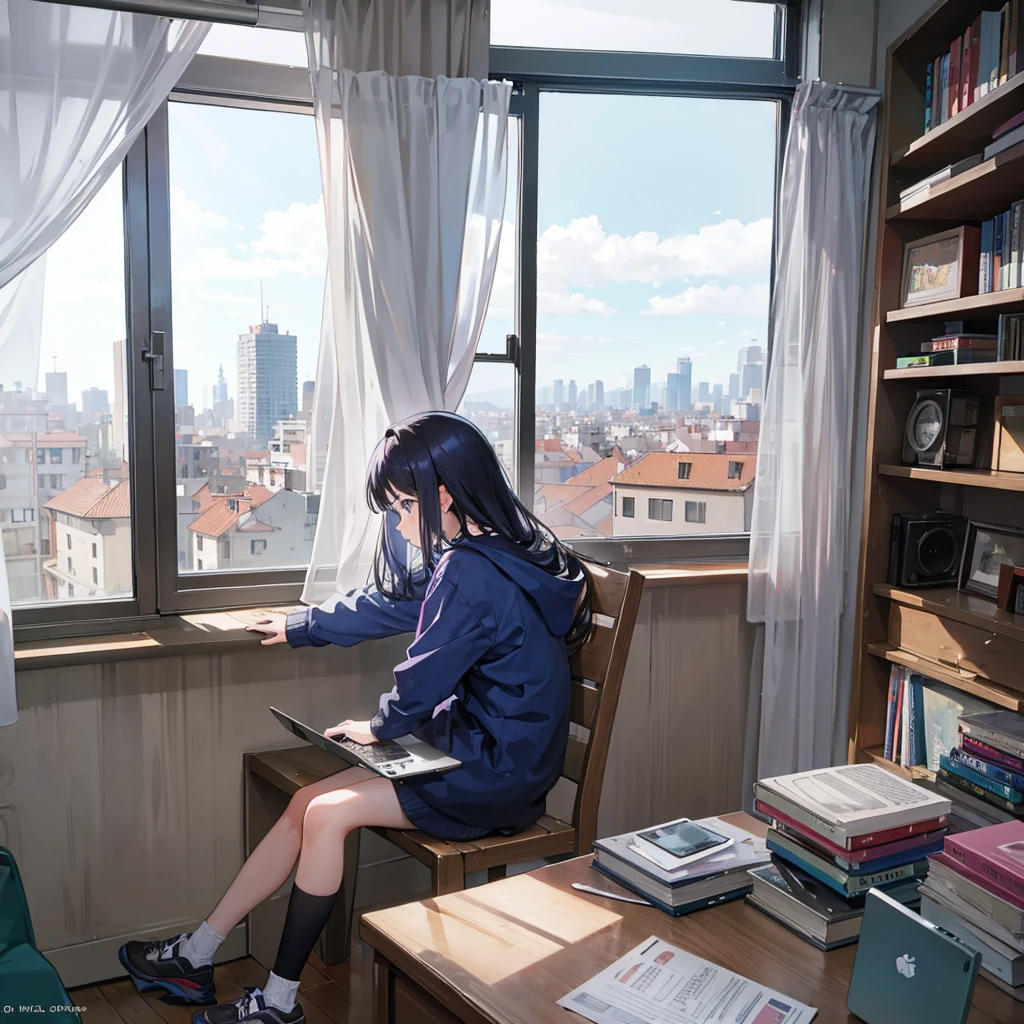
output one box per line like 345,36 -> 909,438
244,561 -> 645,967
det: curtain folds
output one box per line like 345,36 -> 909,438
302,0 -> 509,605
746,81 -> 880,780
0,1 -> 208,728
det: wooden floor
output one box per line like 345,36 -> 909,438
68,937 -> 373,1024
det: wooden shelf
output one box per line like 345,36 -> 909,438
860,746 -> 938,784
865,640 -> 1024,711
887,140 -> 1024,222
886,287 -> 1024,323
872,583 -> 1024,644
877,464 -> 1024,491
891,71 -> 1024,174
882,360 -> 1024,379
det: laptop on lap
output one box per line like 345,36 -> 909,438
269,707 -> 461,778
847,888 -> 981,1024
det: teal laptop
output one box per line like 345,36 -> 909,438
847,888 -> 981,1024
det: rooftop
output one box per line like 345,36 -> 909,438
612,452 -> 757,492
45,479 -> 130,519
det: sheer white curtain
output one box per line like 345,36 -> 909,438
746,81 -> 879,779
302,0 -> 509,604
0,1 -> 208,728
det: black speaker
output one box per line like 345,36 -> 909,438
888,513 -> 968,588
902,389 -> 980,468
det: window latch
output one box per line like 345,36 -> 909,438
143,331 -> 165,391
506,333 -> 521,368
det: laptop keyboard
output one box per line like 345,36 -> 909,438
334,737 -> 410,764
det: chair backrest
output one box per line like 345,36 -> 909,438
0,847 -> 35,955
563,563 -> 645,855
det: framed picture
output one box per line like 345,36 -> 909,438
992,396 -> 1024,473
960,522 -> 1024,599
901,226 -> 980,308
997,563 -> 1024,614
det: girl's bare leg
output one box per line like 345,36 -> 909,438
205,766 -> 375,937
295,776 -> 414,896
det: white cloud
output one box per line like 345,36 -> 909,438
642,283 -> 770,317
537,215 -> 771,290
539,291 -> 615,316
714,339 -> 728,346
170,186 -> 232,233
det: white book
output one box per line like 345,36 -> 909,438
984,122 -> 1024,160
920,880 -> 1024,953
756,764 -> 952,841
921,895 -> 1024,986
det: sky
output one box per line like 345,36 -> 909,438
9,4 -> 778,415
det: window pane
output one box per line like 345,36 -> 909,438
476,119 -> 520,355
492,0 -> 777,58
458,362 -> 516,481
168,102 -> 325,574
197,25 -> 308,67
1,172 -> 131,606
534,92 -> 770,540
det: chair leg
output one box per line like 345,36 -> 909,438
487,865 -> 507,883
432,851 -> 466,896
317,827 -> 361,966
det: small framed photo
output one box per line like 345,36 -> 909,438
901,226 -> 980,308
992,396 -> 1024,473
997,563 -> 1024,614
960,521 -> 1024,599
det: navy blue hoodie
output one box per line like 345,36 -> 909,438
286,534 -> 585,838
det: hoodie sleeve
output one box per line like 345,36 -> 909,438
370,574 -> 493,741
285,585 -> 421,648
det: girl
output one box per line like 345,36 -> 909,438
119,411 -> 589,1024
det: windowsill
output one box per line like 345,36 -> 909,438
14,566 -> 748,670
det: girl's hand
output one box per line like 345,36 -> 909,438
247,614 -> 289,646
325,720 -> 377,745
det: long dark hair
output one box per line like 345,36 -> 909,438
366,411 -> 591,652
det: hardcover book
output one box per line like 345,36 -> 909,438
945,821 -> 1024,903
923,683 -> 998,773
930,851 -> 1024,911
921,896 -> 1024,986
962,733 -> 1024,773
920,880 -> 1024,954
589,860 -> 750,917
939,767 -> 1024,816
950,746 -> 1024,794
941,753 -> 1024,804
960,711 -> 1024,760
928,853 -> 1024,932
773,822 -> 943,874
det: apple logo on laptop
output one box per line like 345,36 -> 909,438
896,954 -> 916,979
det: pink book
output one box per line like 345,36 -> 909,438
769,805 -> 945,865
944,821 -> 1024,901
930,851 -> 1024,911
961,732 -> 1024,773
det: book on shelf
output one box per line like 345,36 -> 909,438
950,745 -> 1024,793
982,219 -> 995,293
922,336 -> 997,352
936,776 -> 1017,826
921,895 -> 1024,986
754,764 -> 951,846
924,60 -> 933,134
963,733 -> 1024,774
961,711 -> 1024,760
896,351 -> 996,368
898,154 -> 983,203
945,821 -> 1024,902
922,682 -> 1000,773
940,753 -> 1024,805
590,815 -> 768,914
998,313 -> 1024,359
939,767 -> 1024,817
963,22 -> 975,112
941,52 -> 951,126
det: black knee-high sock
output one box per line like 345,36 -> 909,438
272,885 -> 339,982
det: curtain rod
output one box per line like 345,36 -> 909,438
30,0 -> 261,26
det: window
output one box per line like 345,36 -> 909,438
50,474 -> 61,489
677,462 -> 692,480
11,509 -> 35,524
196,536 -> 203,552
48,449 -> 63,464
197,559 -> 203,571
67,558 -> 73,573
621,496 -> 635,517
251,539 -> 268,555
91,542 -> 97,558
92,567 -> 98,584
649,498 -> 673,521
728,461 -> 744,479
685,501 -> 707,523
66,535 -> 72,550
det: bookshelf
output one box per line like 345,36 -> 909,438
849,0 -> 1024,780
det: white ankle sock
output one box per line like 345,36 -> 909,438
178,920 -> 224,968
263,972 -> 300,1013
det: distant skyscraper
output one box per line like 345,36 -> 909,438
237,319 -> 298,442
712,383 -> 724,414
665,373 -> 682,410
301,380 -> 315,419
728,372 -> 740,401
676,357 -> 692,410
632,365 -> 651,410
45,372 -> 68,406
553,379 -> 564,409
568,380 -> 577,407
174,368 -> 189,408
587,383 -> 595,408
594,380 -> 604,412
81,388 -> 109,418
746,342 -> 763,364
213,365 -> 228,405
113,339 -> 127,464
698,381 -> 711,405
741,361 -> 763,397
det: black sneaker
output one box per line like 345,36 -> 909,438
118,933 -> 216,1005
193,987 -> 305,1024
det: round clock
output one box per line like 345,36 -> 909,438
905,398 -> 944,454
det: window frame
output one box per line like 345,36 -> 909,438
685,500 -> 708,524
12,5 -> 797,634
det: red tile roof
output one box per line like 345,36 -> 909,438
611,452 -> 757,492
45,479 -> 130,518
188,502 -> 240,538
187,487 -> 277,536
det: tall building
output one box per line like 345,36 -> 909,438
301,380 -> 315,419
587,383 -> 595,408
553,379 -> 564,409
728,372 -> 740,401
676,357 -> 692,410
741,361 -> 763,397
81,388 -> 109,418
665,372 -> 682,411
237,319 -> 298,442
568,380 -> 577,408
213,365 -> 228,405
594,380 -> 604,412
45,372 -> 68,406
112,339 -> 128,464
698,381 -> 711,405
174,368 -> 189,408
633,365 -> 651,410
712,383 -> 724,414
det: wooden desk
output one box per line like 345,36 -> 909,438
360,814 -> 1023,1024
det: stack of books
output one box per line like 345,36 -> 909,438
921,821 -> 1024,998
998,312 -> 1024,360
979,198 -> 1024,294
749,764 -> 951,948
592,815 -> 770,916
924,5 -> 1023,135
936,711 -> 1024,826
